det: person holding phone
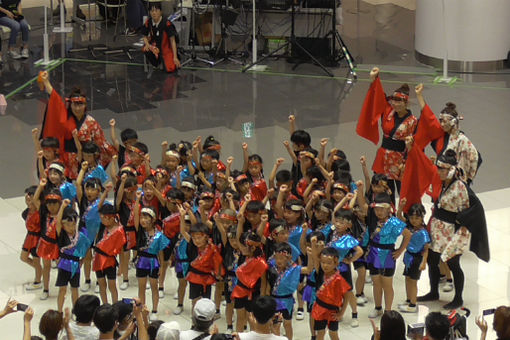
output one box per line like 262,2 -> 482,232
0,298 -> 19,319
476,306 -> 510,340
0,0 -> 30,60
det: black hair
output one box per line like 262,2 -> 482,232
143,175 -> 157,186
190,222 -> 209,234
284,199 -> 305,224
334,209 -> 354,224
320,247 -> 340,259
306,230 -> 325,243
380,310 -> 406,340
248,154 -> 263,164
25,185 -> 38,196
329,149 -> 347,160
290,130 -> 311,147
274,242 -> 292,254
181,176 -> 196,187
331,159 -> 351,173
334,170 -> 352,186
40,137 -> 60,149
148,1 -> 162,10
93,304 -> 119,334
166,188 -> 185,201
147,320 -> 164,340
374,192 -> 392,205
43,188 -> 63,205
394,83 -> 410,97
120,128 -> 138,142
202,149 -> 220,160
310,199 -> 333,229
371,173 -> 388,186
177,141 -> 193,159
48,161 -> 66,175
251,296 -> 277,324
31,337 -> 43,340
246,200 -> 265,213
269,218 -> 287,233
222,189 -> 240,201
437,149 -> 458,166
275,169 -> 292,184
84,177 -> 103,191
425,312 -> 450,340
440,102 -> 459,118
240,231 -> 264,257
211,334 -> 235,340
112,301 -> 133,323
133,142 -> 148,155
39,310 -> 63,339
306,166 -> 325,183
99,203 -> 116,215
62,206 -> 78,221
124,176 -> 138,189
203,135 -> 220,150
72,294 -> 100,324
82,141 -> 100,155
408,203 -> 426,217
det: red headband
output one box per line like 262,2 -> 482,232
333,183 -> 349,193
66,96 -> 87,104
45,194 -> 62,201
207,145 -> 222,151
220,213 -> 237,222
235,174 -> 248,182
156,168 -> 168,177
216,172 -> 226,179
246,239 -> 261,247
128,146 -> 145,156
248,160 -> 261,166
300,151 -> 315,159
391,92 -> 409,101
201,192 -> 215,199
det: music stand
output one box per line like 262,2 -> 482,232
180,0 -> 215,67
211,2 -> 244,66
242,0 -> 333,76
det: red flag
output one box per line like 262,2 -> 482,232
356,77 -> 389,145
400,146 -> 441,212
414,104 -> 444,149
41,90 -> 76,156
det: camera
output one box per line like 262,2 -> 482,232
17,303 -> 29,312
483,308 -> 495,316
122,298 -> 135,304
407,323 -> 425,340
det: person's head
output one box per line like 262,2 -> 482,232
290,130 -> 311,151
143,177 -> 156,200
73,294 -> 100,325
331,182 -> 349,203
283,199 -> 304,225
190,223 -> 210,248
328,149 -> 347,162
251,296 -> 277,325
436,149 -> 458,182
68,87 -> 87,118
149,2 -> 163,21
214,172 -> 228,191
245,200 -> 265,225
200,149 -> 219,172
380,310 -> 406,340
273,242 -> 292,269
140,207 -> 157,230
163,150 -> 180,171
31,337 -> 43,340
199,189 -> 215,210
48,162 -> 66,186
239,231 -> 263,257
269,219 -> 289,243
275,169 -> 292,190
494,306 -> 510,340
112,301 -> 134,332
373,193 -> 392,221
247,154 -> 263,177
83,177 -> 102,202
371,173 -> 389,195
61,206 -> 78,234
24,185 -> 38,208
82,142 -> 100,166
217,208 -> 237,229
407,203 -> 426,229
307,230 -> 325,249
333,209 -> 354,234
331,159 -> 350,173
299,149 -> 318,171
181,177 -> 197,201
305,165 -> 325,184
41,138 -> 59,161
44,189 -> 63,215
122,176 -> 138,201
319,247 -> 339,274
424,312 -> 450,340
439,102 -> 460,133
94,304 -> 119,334
313,199 -> 333,223
39,310 -> 64,340
177,141 -> 193,163
148,320 -> 165,340
99,203 -> 116,227
203,136 -> 221,153
192,298 -> 216,332
233,171 -> 250,194
389,84 -> 410,113
166,188 -> 184,212
120,128 -> 138,147
128,142 -> 148,167
155,321 -> 180,340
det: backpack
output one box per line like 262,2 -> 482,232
447,307 -> 470,339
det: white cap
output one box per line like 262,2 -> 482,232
156,321 -> 180,340
193,298 -> 216,321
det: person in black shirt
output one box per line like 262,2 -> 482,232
0,0 -> 30,59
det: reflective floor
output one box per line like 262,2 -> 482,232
1,0 -> 509,339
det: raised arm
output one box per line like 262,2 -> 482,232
109,119 -> 120,151
31,128 -> 41,154
274,185 -> 287,218
56,199 -> 70,236
178,204 -> 191,243
98,182 -> 113,209
40,71 -> 54,95
256,213 -> 269,242
302,178 -> 318,203
355,180 -> 368,215
333,193 -> 354,215
318,138 -> 328,166
22,307 -> 34,340
300,222 -> 309,255
396,197 -> 407,222
241,143 -> 249,173
214,214 -> 228,246
283,140 -> 298,166
359,156 -> 371,196
236,211 -> 247,253
134,191 -> 142,231
115,174 -> 128,210
269,158 -> 284,189
33,178 -> 47,210
415,83 -> 425,110
288,114 -> 296,136
369,67 -> 379,82
72,129 -> 83,163
110,155 -> 119,187
160,141 -> 168,166
226,156 -> 234,179
37,150 -> 46,180
76,161 -> 89,203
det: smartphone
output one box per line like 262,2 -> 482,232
407,323 -> 425,340
16,303 -> 29,312
122,298 -> 134,305
483,308 -> 496,316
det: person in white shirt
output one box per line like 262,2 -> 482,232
180,298 -> 216,340
60,294 -> 100,340
238,296 -> 287,340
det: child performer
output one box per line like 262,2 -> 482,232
134,192 -> 170,321
310,246 -> 351,340
141,2 -> 180,72
267,242 -> 311,340
21,185 -> 43,291
397,201 -> 430,313
55,202 -> 92,312
93,203 -> 126,304
173,209 -> 195,315
366,193 -> 411,318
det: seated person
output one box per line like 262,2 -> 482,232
141,2 -> 180,73
0,0 -> 30,59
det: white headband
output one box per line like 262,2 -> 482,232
289,204 -> 303,212
49,163 -> 65,174
141,207 -> 156,219
165,150 -> 180,159
181,182 -> 196,190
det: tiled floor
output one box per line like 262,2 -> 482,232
1,0 -> 509,339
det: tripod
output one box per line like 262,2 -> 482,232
242,0 -> 333,76
180,0 -> 215,67
211,3 -> 244,66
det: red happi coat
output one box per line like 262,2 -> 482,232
311,270 -> 351,322
231,257 -> 268,299
93,225 -> 126,271
186,241 -> 224,288
22,210 -> 41,252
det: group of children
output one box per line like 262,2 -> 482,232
20,113 -> 433,340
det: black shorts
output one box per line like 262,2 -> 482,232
340,268 -> 353,290
162,238 -> 178,261
136,267 -> 159,279
189,282 -> 212,300
307,302 -> 314,313
403,255 -> 423,280
353,260 -> 367,270
234,295 -> 258,312
22,247 -> 39,258
176,270 -> 185,279
369,263 -> 395,277
56,268 -> 80,288
95,266 -> 117,280
277,308 -> 293,320
314,319 -> 339,331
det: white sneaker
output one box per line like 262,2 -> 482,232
222,300 -> 227,307
226,327 -> 233,334
351,318 -> 359,328
368,308 -> 383,318
94,284 -> 100,293
8,50 -> 22,60
443,282 -> 454,292
146,283 -> 150,290
356,296 -> 365,306
173,305 -> 183,315
120,281 -> 129,290
365,276 -> 372,284
363,295 -> 368,303
159,289 -> 165,298
26,282 -> 42,291
399,304 -> 418,313
81,282 -> 91,292
173,292 -> 178,300
21,48 -> 29,59
51,260 -> 57,269
295,310 -> 305,320
149,312 -> 158,321
40,291 -> 49,300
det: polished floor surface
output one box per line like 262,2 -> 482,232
1,0 -> 509,338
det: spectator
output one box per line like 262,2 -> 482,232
238,296 -> 287,340
60,295 -> 100,340
0,298 -> 18,319
425,312 -> 450,340
370,310 -> 406,340
477,306 -> 510,340
95,300 -> 149,340
180,298 -> 216,340
126,0 -> 147,35
0,0 -> 30,59
156,321 -> 180,340
148,321 -> 164,340
22,307 -> 34,340
39,308 -> 74,340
